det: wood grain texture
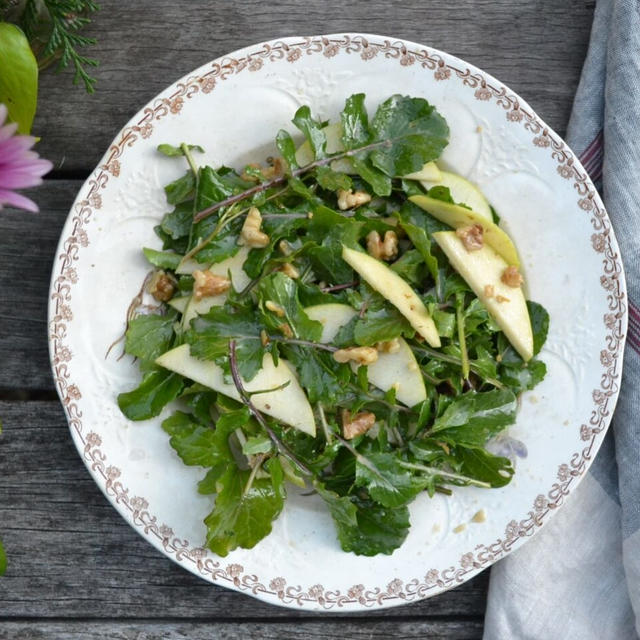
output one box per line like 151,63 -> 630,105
0,619 -> 485,640
0,401 -> 489,619
34,0 -> 594,172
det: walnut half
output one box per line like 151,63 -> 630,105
337,188 -> 372,210
366,230 -> 398,261
239,207 -> 270,248
333,346 -> 378,365
501,265 -> 524,288
192,270 -> 231,300
342,409 -> 376,440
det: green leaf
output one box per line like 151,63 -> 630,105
528,301 -> 550,356
198,464 -> 229,494
142,248 -> 182,270
426,185 -> 456,204
257,272 -> 322,341
0,22 -> 38,133
118,370 -> 184,421
292,105 -> 326,159
389,249 -> 427,286
354,307 -> 413,346
205,458 -> 286,556
164,173 -> 196,206
276,129 -> 298,172
431,389 -> 517,447
452,446 -> 514,488
125,311 -> 177,363
284,346 -> 347,404
0,537 -> 6,575
157,143 -> 204,157
242,434 -> 273,456
400,221 -> 439,282
350,155 -> 392,196
369,95 -> 449,177
162,202 -> 194,239
355,452 -> 420,508
315,165 -> 352,191
341,93 -> 370,148
319,487 -> 410,556
188,306 -> 265,381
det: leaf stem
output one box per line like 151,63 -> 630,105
397,460 -> 491,488
243,454 -> 266,496
192,139 -> 398,223
228,340 -> 313,477
318,405 -> 333,444
181,143 -> 199,178
456,293 -> 470,381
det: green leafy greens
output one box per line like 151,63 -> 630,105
117,93 -> 548,557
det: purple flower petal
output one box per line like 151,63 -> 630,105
0,121 -> 19,143
0,188 -> 39,212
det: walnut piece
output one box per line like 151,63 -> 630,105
192,270 -> 230,301
279,263 -> 300,279
148,271 -> 175,302
341,409 -> 376,440
484,284 -> 495,298
366,230 -> 398,261
456,224 -> 484,251
376,338 -> 401,354
501,265 -> 524,288
333,346 -> 378,365
337,188 -> 372,210
239,207 -> 269,248
496,294 -> 510,303
265,300 -> 286,317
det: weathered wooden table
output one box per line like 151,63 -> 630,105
0,2 -> 594,638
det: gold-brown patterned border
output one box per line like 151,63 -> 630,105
48,34 -> 626,609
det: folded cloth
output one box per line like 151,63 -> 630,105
483,0 -> 640,638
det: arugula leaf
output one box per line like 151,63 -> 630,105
242,434 -> 273,456
293,105 -> 327,159
284,346 -> 347,404
400,221 -> 439,282
157,143 -> 204,157
125,311 -> 177,363
528,301 -> 550,356
188,306 -> 265,381
431,389 -> 517,447
354,308 -> 413,345
369,95 -> 449,177
390,249 -> 427,286
315,165 -> 352,191
161,201 -> 193,239
198,465 -> 229,494
257,272 -> 322,341
118,370 -> 184,421
164,172 -> 196,206
354,452 -> 420,508
341,93 -> 370,148
452,446 -> 514,488
162,411 -> 228,467
205,457 -> 286,556
143,248 -> 183,270
276,130 -> 299,172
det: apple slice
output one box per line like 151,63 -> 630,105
420,170 -> 492,221
304,303 -> 426,407
409,194 -> 519,266
341,246 -> 441,348
167,296 -> 190,314
432,231 -> 533,361
305,303 -> 357,343
156,344 -> 316,436
402,161 -> 442,182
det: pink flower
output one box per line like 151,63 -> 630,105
0,104 -> 52,212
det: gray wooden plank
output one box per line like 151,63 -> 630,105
0,401 -> 489,619
34,0 -> 594,172
0,182 -> 74,391
0,619 -> 485,639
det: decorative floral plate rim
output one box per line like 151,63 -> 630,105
48,33 -> 627,611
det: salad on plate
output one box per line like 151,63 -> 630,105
116,93 -> 549,557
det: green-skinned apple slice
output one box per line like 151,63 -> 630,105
420,170 -> 492,221
304,303 -> 426,407
156,344 -> 316,436
341,246 -> 441,348
409,194 -> 519,266
432,231 -> 533,361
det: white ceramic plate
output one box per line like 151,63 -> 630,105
49,34 -> 627,611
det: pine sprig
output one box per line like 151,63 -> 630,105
19,0 -> 100,93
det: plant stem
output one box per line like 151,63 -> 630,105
320,280 -> 359,293
455,293 -> 470,381
318,405 -> 333,444
243,454 -> 266,496
397,460 -> 491,488
228,340 -> 313,477
181,143 -> 199,178
192,139 -> 397,224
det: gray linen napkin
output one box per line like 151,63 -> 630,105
483,0 -> 640,637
